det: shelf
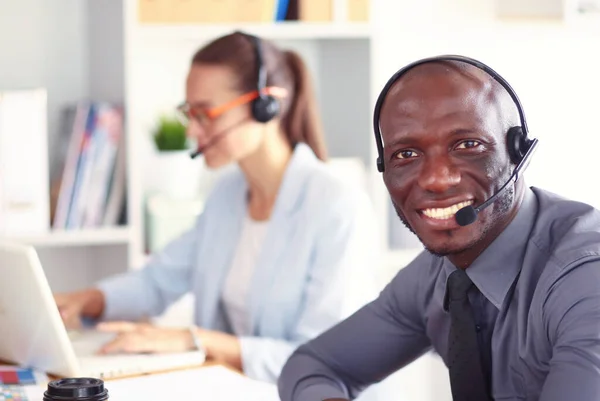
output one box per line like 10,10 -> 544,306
133,21 -> 372,42
6,227 -> 132,247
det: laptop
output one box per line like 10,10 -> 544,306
0,240 -> 206,379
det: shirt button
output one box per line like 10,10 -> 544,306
475,324 -> 482,332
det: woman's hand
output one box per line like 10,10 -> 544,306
192,327 -> 242,370
96,322 -> 194,354
96,322 -> 243,372
54,289 -> 105,329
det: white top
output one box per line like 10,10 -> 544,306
221,215 -> 270,336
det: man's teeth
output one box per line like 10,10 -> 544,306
422,201 -> 474,220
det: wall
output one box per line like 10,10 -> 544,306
88,0 -> 125,103
0,0 -> 90,179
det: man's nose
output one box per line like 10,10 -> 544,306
417,155 -> 461,193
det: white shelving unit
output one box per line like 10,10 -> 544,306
2,0 -> 395,293
135,21 -> 373,40
123,0 -> 384,269
11,227 -> 132,248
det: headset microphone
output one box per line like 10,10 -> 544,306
190,148 -> 202,159
189,118 -> 251,159
455,137 -> 538,226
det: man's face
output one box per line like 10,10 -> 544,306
379,64 -> 517,257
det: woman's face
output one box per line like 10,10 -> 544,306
183,63 -> 268,169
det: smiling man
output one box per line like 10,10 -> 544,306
277,56 -> 600,401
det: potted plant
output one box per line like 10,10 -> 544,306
153,115 -> 188,152
148,114 -> 201,200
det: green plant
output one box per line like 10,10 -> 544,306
152,115 -> 188,151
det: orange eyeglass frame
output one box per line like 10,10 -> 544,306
179,86 -> 288,124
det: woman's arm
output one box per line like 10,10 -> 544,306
96,215 -> 204,322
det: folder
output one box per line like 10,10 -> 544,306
234,0 -> 278,22
0,89 -> 50,236
172,0 -> 232,24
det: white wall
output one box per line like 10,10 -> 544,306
88,0 -> 125,103
0,0 -> 90,179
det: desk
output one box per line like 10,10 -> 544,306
2,361 -> 277,401
45,360 -> 238,382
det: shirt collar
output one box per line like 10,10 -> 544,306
443,187 -> 538,310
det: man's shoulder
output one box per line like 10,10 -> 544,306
530,186 -> 600,270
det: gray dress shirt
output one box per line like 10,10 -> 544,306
278,187 -> 600,401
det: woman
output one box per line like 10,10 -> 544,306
54,31 -> 379,383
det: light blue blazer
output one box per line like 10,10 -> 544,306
96,143 -> 380,382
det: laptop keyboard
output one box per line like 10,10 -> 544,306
68,329 -> 206,380
78,351 -> 206,380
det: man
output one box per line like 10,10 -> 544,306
277,56 -> 600,401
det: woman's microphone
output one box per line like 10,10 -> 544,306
189,119 -> 249,159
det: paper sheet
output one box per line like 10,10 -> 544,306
103,366 -> 279,401
0,365 -> 48,401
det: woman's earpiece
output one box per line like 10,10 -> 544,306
252,94 -> 280,123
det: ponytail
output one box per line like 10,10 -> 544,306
282,50 -> 328,162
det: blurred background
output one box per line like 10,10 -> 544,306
0,0 -> 599,399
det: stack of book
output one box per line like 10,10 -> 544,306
52,102 -> 126,230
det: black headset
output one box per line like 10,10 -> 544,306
373,55 -> 536,173
239,32 -> 281,123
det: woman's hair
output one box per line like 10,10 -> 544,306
191,32 -> 328,161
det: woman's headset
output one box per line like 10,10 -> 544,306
372,55 -> 537,173
239,32 -> 281,123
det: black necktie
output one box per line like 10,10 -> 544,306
447,269 -> 493,401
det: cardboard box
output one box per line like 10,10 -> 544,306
299,0 -> 332,21
138,0 -> 175,23
348,0 -> 368,21
172,0 -> 233,23
234,0 -> 278,22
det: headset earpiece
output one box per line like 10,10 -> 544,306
252,94 -> 280,123
377,156 -> 384,173
507,126 -> 530,165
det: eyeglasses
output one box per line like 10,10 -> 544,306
177,86 -> 287,127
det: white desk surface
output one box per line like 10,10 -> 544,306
23,364 -> 278,401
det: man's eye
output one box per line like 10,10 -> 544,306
395,150 -> 418,159
456,140 -> 481,149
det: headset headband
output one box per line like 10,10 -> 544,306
373,55 -> 529,172
237,31 -> 267,97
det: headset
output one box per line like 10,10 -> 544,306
189,32 -> 281,159
241,32 -> 281,123
372,55 -> 539,226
